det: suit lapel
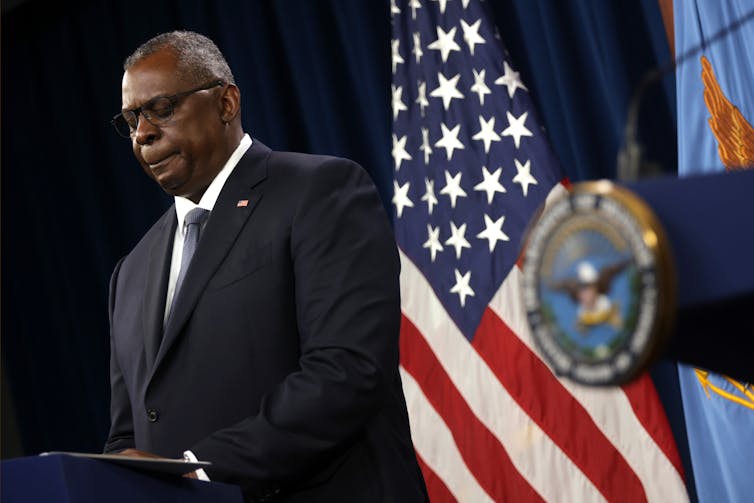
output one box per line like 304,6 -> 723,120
152,141 -> 271,373
142,210 -> 177,371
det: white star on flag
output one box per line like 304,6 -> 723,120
470,68 -> 491,105
471,116 -> 501,154
392,134 -> 412,170
430,72 -> 464,110
476,214 -> 510,252
435,123 -> 465,161
495,61 -> 528,98
473,166 -> 506,203
421,177 -> 439,214
422,224 -> 444,262
461,19 -> 486,55
439,170 -> 467,208
512,158 -> 538,196
427,25 -> 461,63
420,127 -> 433,164
412,32 -> 424,63
409,0 -> 421,20
392,85 -> 408,120
501,111 -> 533,148
449,269 -> 475,307
416,81 -> 429,117
445,221 -> 471,259
392,179 -> 414,217
390,0 -> 400,16
432,0 -> 452,15
391,39 -> 405,74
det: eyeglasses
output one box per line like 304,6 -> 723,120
111,80 -> 224,138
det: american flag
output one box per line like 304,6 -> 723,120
390,1 -> 688,501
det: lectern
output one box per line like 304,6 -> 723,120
1,454 -> 243,503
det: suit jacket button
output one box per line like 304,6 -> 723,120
147,409 -> 159,422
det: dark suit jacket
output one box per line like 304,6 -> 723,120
105,140 -> 427,502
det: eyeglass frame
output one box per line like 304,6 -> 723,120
111,80 -> 225,138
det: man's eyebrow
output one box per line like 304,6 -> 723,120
123,93 -> 171,112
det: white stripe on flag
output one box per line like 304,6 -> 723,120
400,367 -> 494,502
399,248 -> 607,503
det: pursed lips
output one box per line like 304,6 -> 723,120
144,152 -> 177,170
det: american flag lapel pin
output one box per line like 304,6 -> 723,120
236,199 -> 249,208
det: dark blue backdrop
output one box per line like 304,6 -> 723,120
1,0 -> 686,492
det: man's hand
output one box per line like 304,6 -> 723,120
118,448 -> 164,459
118,448 -> 198,478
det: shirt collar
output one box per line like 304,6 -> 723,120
174,134 -> 252,234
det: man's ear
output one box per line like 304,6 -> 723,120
219,83 -> 241,123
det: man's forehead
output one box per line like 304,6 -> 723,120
121,50 -> 182,107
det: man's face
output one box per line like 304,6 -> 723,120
121,49 -> 226,202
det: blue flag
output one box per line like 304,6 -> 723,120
675,1 -> 754,501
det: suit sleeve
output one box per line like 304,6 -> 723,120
190,158 -> 401,489
104,256 -> 136,453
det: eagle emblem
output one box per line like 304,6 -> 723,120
549,259 -> 630,333
522,182 -> 674,385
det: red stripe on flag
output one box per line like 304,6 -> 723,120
472,308 -> 648,503
415,451 -> 457,503
400,315 -> 543,502
622,374 -> 686,480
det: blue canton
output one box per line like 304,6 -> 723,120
391,0 -> 563,340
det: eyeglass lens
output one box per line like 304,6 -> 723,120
114,97 -> 175,137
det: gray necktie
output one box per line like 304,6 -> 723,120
173,207 -> 210,304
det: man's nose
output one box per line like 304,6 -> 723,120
133,113 -> 159,145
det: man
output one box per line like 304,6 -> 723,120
105,31 -> 427,502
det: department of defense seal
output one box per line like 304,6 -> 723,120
522,181 -> 675,385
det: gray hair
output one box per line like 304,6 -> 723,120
124,31 -> 235,85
